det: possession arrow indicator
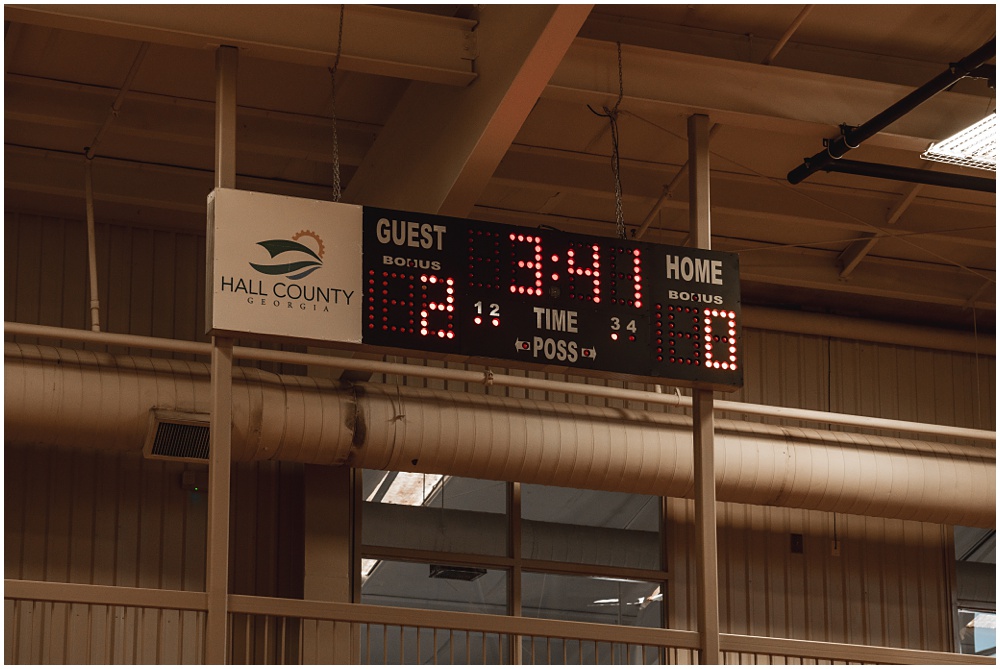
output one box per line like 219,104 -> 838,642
515,339 -> 532,352
580,346 -> 597,360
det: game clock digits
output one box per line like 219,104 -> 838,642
362,207 -> 742,390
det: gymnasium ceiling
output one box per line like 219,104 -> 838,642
4,4 -> 996,333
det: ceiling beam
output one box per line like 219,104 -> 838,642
546,39 -> 992,151
839,183 -> 924,278
8,5 -> 989,151
343,5 -> 592,216
4,4 -> 477,86
837,235 -> 881,278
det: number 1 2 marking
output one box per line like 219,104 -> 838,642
475,301 -> 500,317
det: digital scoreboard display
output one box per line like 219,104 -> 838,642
360,207 -> 742,390
209,190 -> 742,390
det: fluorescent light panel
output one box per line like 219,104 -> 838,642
921,113 -> 996,171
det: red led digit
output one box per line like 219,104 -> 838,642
468,229 -> 502,289
702,308 -> 738,370
418,274 -> 456,339
605,247 -> 642,308
657,302 -> 706,367
565,242 -> 602,304
510,234 -> 543,296
632,249 -> 644,308
369,270 -> 420,334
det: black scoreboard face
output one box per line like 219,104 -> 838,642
361,207 -> 742,390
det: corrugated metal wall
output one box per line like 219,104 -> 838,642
4,445 -> 208,663
729,328 -> 995,433
5,212 -> 994,658
4,446 -> 302,596
5,446 -> 206,589
667,501 -> 954,649
4,444 -> 303,663
4,211 -> 206,349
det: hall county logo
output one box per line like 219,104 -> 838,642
250,230 -> 325,280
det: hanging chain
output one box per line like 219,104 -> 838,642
589,42 -> 626,239
328,4 -> 345,202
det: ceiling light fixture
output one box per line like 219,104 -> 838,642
429,565 -> 487,581
921,113 -> 997,171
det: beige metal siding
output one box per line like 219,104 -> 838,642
5,446 -> 205,589
729,329 -> 994,433
5,445 -> 303,593
4,446 -> 303,663
667,499 -> 954,651
4,211 -> 207,352
4,445 -> 209,663
832,340 -> 995,431
734,328 -> 831,414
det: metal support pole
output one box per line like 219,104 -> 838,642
507,481 -> 524,663
83,160 -> 101,332
206,43 -> 238,665
215,46 -> 238,190
206,338 -> 233,663
688,113 -> 720,665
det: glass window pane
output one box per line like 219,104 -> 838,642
521,571 -> 662,629
361,560 -> 509,664
959,609 -> 997,657
521,485 -> 660,570
363,470 -> 507,556
361,559 -> 507,615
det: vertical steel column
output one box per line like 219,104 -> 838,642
352,468 -> 364,663
206,44 -> 238,665
659,495 -> 670,664
303,466 -> 355,663
688,113 -> 721,665
507,481 -> 523,664
215,46 -> 238,190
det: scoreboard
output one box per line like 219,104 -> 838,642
361,208 -> 742,389
209,190 -> 743,390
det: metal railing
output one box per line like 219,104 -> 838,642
4,580 -> 208,664
5,580 -> 992,665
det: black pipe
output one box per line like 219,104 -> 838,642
968,63 -> 995,86
816,159 -> 995,192
788,37 -> 996,185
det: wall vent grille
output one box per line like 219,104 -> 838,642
143,411 -> 211,463
153,422 -> 210,460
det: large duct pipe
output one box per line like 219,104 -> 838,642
5,343 -> 995,528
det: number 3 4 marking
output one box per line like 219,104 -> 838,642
610,317 -> 637,332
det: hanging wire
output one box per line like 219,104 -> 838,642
588,42 -> 627,239
328,4 -> 346,202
